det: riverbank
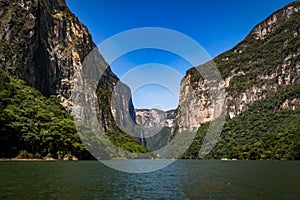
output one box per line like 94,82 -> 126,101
0,158 -> 52,161
0,156 -> 79,161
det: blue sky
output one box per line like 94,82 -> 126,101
66,0 -> 295,110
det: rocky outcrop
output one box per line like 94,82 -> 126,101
110,80 -> 136,133
0,0 -> 136,134
177,72 -> 214,131
135,108 -> 177,137
177,1 -> 300,131
252,3 -> 300,40
0,0 -> 96,111
0,0 -> 150,159
135,108 -> 178,150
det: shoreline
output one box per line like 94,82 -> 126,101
0,158 -> 58,161
0,158 -> 81,161
0,158 -> 297,161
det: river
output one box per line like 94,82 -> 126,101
0,160 -> 299,199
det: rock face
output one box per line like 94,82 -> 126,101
110,81 -> 136,133
135,108 -> 178,150
0,0 -> 150,159
0,0 -> 135,133
253,3 -> 300,40
135,108 -> 177,136
177,68 -> 225,132
0,0 -> 95,111
1,0 -> 299,156
177,1 -> 300,131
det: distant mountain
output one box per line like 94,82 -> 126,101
178,1 -> 300,159
135,108 -> 177,150
0,0 -> 148,159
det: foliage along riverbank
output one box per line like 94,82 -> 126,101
0,70 -> 151,160
182,84 -> 300,160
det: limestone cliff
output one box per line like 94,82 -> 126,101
135,108 -> 178,150
0,0 -> 147,157
135,108 -> 177,136
178,1 -> 300,132
0,0 -> 95,110
0,0 -> 136,131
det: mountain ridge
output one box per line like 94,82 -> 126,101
177,1 -> 300,159
0,0 -> 299,160
0,0 -> 148,159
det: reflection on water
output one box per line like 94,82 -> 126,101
101,159 -> 176,173
0,160 -> 299,199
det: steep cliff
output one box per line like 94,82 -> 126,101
0,0 -> 148,158
179,1 -> 300,130
0,0 -> 93,110
135,109 -> 177,134
135,108 -> 177,150
0,69 -> 95,159
179,1 -> 300,159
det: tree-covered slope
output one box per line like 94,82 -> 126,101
180,1 -> 300,159
0,0 -> 150,159
182,84 -> 300,160
0,69 -> 149,159
0,70 -> 91,159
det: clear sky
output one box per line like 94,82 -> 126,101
66,0 -> 295,110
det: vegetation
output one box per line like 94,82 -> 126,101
213,5 -> 300,97
0,70 -> 149,159
105,129 -> 150,154
1,1 -> 299,160
96,87 -> 151,155
0,70 -> 89,159
146,127 -> 173,151
180,2 -> 300,160
182,84 -> 300,160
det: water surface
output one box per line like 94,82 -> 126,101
0,160 -> 299,199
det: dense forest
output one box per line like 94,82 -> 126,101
182,84 -> 300,160
0,70 -> 149,159
0,70 -> 90,159
180,2 -> 300,160
0,1 -> 299,160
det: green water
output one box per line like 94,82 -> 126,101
0,160 -> 299,200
